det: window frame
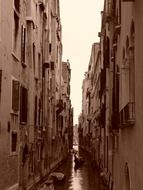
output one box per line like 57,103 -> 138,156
11,76 -> 20,114
10,130 -> 18,156
21,24 -> 26,67
20,85 -> 28,124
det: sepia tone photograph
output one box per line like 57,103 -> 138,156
0,0 -> 138,190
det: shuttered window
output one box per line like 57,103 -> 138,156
14,0 -> 20,13
13,11 -> 19,53
21,25 -> 26,65
12,80 -> 19,111
49,43 -> 52,53
11,131 -> 17,152
20,86 -> 28,123
34,96 -> 37,125
51,61 -> 54,70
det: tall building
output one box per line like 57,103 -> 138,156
0,0 -> 73,190
78,43 -> 101,161
61,60 -> 73,153
79,0 -> 143,190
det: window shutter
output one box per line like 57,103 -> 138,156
11,131 -> 17,152
21,25 -> 26,65
20,86 -> 28,123
12,80 -> 19,111
51,61 -> 54,70
14,0 -> 20,13
34,96 -> 37,125
49,43 -> 52,53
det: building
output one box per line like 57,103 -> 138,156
61,60 -> 73,153
99,0 -> 135,189
80,0 -> 143,190
79,0 -> 143,189
78,43 -> 101,161
0,0 -> 73,190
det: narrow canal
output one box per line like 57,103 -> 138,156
54,146 -> 106,190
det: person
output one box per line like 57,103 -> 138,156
74,152 -> 81,166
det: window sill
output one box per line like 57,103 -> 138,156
10,111 -> 19,116
9,152 -> 18,156
20,121 -> 27,125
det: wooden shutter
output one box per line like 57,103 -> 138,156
21,25 -> 26,65
12,80 -> 19,111
14,0 -> 20,12
34,96 -> 37,125
11,131 -> 17,152
49,43 -> 52,53
51,61 -> 54,70
20,86 -> 28,123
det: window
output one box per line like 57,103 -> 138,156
34,96 -> 37,126
38,99 -> 41,126
11,131 -> 17,153
129,21 -> 135,103
20,86 -> 28,123
12,79 -> 19,112
33,43 -> 35,72
49,43 -> 52,53
37,143 -> 41,161
13,11 -> 19,53
14,0 -> 20,13
38,53 -> 41,79
21,25 -> 26,66
51,61 -> 54,70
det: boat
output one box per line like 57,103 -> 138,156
74,153 -> 85,168
49,172 -> 65,183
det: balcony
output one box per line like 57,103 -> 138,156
120,102 -> 135,128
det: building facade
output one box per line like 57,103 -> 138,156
0,0 -> 73,190
78,43 -> 101,163
79,0 -> 143,190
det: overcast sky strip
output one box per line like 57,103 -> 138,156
60,0 -> 104,124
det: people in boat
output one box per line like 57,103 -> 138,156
74,152 -> 84,166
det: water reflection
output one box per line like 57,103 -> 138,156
54,147 -> 105,190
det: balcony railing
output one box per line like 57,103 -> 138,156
120,102 -> 135,127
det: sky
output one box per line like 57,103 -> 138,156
60,0 -> 104,125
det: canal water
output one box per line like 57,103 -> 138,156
54,146 -> 106,190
